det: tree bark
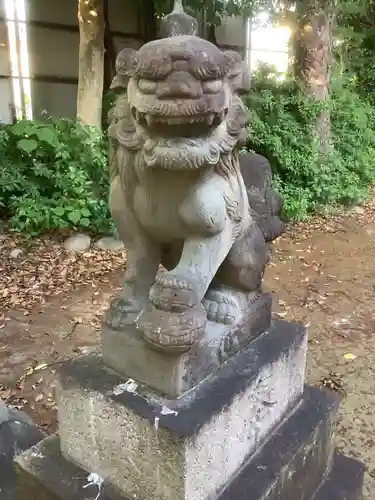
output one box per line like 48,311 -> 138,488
77,0 -> 105,128
294,0 -> 337,154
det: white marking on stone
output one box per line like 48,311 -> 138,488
30,449 -> 44,459
135,310 -> 143,323
135,310 -> 144,329
83,472 -> 104,500
112,379 -> 138,396
160,405 -> 178,416
154,416 -> 160,431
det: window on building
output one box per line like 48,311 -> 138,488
246,12 -> 291,76
5,0 -> 32,120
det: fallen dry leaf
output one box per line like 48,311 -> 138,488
275,311 -> 288,318
343,353 -> 357,360
0,233 -> 126,312
34,362 -> 49,372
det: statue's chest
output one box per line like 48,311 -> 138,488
133,172 -> 196,241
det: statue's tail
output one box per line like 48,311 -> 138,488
159,0 -> 198,38
239,152 -> 285,243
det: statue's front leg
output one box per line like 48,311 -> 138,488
139,221 -> 236,353
105,176 -> 161,330
105,238 -> 161,330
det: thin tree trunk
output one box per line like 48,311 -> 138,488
77,0 -> 105,128
207,23 -> 217,45
103,0 -> 116,92
142,0 -> 157,42
294,0 -> 336,154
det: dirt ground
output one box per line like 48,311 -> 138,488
1,205 -> 375,498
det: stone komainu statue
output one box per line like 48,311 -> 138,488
105,2 -> 285,354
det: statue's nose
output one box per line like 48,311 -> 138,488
156,72 -> 203,99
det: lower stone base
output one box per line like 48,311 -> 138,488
102,294 -> 272,398
0,404 -> 45,500
14,387 -> 365,500
314,454 -> 364,500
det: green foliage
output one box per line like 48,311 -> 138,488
336,0 -> 375,99
151,0 -> 274,24
246,64 -> 375,220
0,118 -> 112,235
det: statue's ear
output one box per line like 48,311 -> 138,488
223,50 -> 241,73
224,50 -> 251,95
115,48 -> 138,77
237,61 -> 251,94
110,48 -> 138,91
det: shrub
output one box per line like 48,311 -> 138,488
0,118 -> 112,234
245,64 -> 375,220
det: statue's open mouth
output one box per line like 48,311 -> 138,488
132,108 -> 227,138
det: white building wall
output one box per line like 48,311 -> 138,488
216,15 -> 246,54
0,16 -> 12,123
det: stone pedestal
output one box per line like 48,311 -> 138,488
14,319 -> 364,500
102,293 -> 272,398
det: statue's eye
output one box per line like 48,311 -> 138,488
138,79 -> 157,93
202,79 -> 223,94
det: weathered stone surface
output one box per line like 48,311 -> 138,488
15,388 -> 361,500
94,237 -> 124,251
102,293 -> 272,397
0,399 -> 33,427
63,234 -> 91,252
314,453 -> 365,500
0,399 -> 9,424
55,320 -> 307,500
219,386 -> 340,500
0,405 -> 45,500
15,436 -> 124,500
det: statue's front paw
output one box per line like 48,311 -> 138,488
203,288 -> 255,325
104,295 -> 143,330
149,273 -> 198,312
203,291 -> 238,325
139,303 -> 206,354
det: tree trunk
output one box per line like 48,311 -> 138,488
207,23 -> 218,45
294,0 -> 337,154
103,0 -> 116,92
77,0 -> 105,128
141,0 -> 157,42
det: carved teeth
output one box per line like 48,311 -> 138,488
207,114 -> 215,126
136,113 -> 222,127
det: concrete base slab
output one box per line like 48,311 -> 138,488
218,386 -> 339,500
0,404 -> 45,500
15,387 -> 363,500
55,320 -> 307,500
314,453 -> 365,500
102,293 -> 272,398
